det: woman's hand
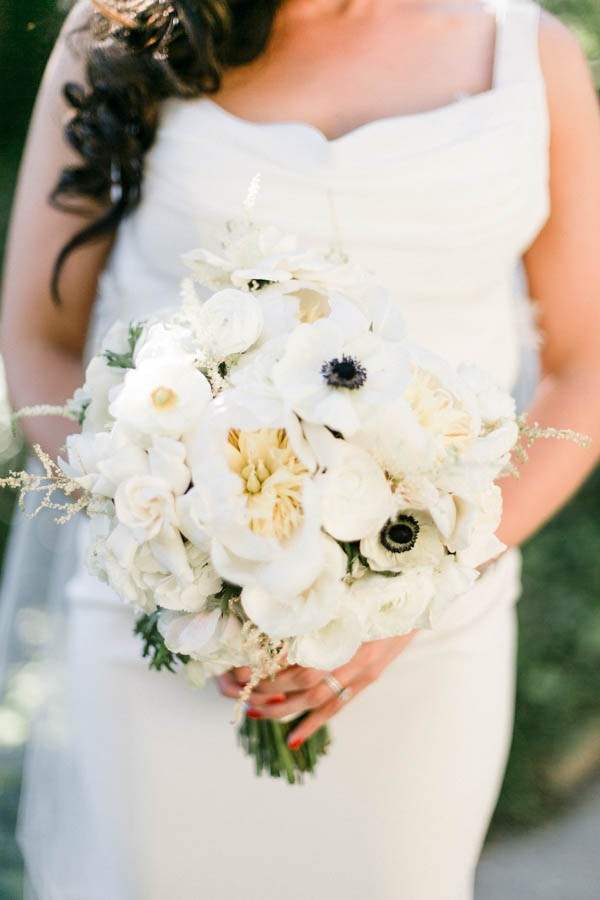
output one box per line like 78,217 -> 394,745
216,631 -> 417,749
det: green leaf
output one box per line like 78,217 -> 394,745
134,610 -> 190,673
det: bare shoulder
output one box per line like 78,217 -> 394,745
537,8 -> 599,124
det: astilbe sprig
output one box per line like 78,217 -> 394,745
0,443 -> 92,525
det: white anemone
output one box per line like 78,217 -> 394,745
360,509 -> 446,572
271,316 -> 411,437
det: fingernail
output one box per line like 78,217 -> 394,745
246,709 -> 263,720
265,694 -> 286,705
288,737 -> 303,751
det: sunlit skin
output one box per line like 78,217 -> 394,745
2,0 -> 600,747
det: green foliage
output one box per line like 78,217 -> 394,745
103,323 -> 145,369
134,610 -> 191,673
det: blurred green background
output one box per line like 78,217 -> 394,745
0,1 -> 599,896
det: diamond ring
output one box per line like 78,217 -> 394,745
324,673 -> 353,703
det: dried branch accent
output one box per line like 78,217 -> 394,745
12,404 -> 78,427
0,444 -> 91,525
512,415 -> 593,465
232,625 -> 289,724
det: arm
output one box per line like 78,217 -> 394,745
1,1 -> 114,462
497,12 -> 600,547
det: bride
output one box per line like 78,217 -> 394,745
2,0 -> 600,897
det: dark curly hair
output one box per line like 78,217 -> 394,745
51,0 -> 282,302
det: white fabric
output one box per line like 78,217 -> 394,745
17,1 -> 550,897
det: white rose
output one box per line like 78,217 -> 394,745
109,356 -> 212,440
114,475 -> 178,542
360,509 -> 446,572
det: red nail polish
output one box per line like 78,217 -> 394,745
246,709 -> 263,720
288,737 -> 303,751
266,694 -> 286,705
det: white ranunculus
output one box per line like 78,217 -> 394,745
360,509 -> 447,572
182,287 -> 264,360
241,536 -> 347,639
307,428 -> 393,541
271,316 -> 411,437
109,356 -> 212,440
287,607 -> 364,670
133,321 -> 188,363
348,568 -> 434,640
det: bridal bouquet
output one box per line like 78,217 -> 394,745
3,186 -> 588,783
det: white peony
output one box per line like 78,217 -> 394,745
241,536 -> 347,639
271,316 -> 411,437
109,356 -> 212,440
360,509 -> 447,572
185,391 -> 324,596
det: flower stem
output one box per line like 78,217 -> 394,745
237,713 -> 331,784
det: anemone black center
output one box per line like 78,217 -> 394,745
380,514 -> 420,554
248,278 -> 273,292
321,355 -> 367,390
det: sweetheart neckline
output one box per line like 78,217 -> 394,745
188,83 -> 521,149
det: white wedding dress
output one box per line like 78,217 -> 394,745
16,2 -> 550,897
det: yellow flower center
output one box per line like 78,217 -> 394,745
226,428 -> 308,541
151,386 -> 178,409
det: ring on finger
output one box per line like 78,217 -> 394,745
323,673 -> 353,703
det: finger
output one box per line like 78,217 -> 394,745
248,680 -> 336,721
215,672 -> 248,700
286,689 -> 356,746
252,666 -> 326,695
229,667 -> 253,685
